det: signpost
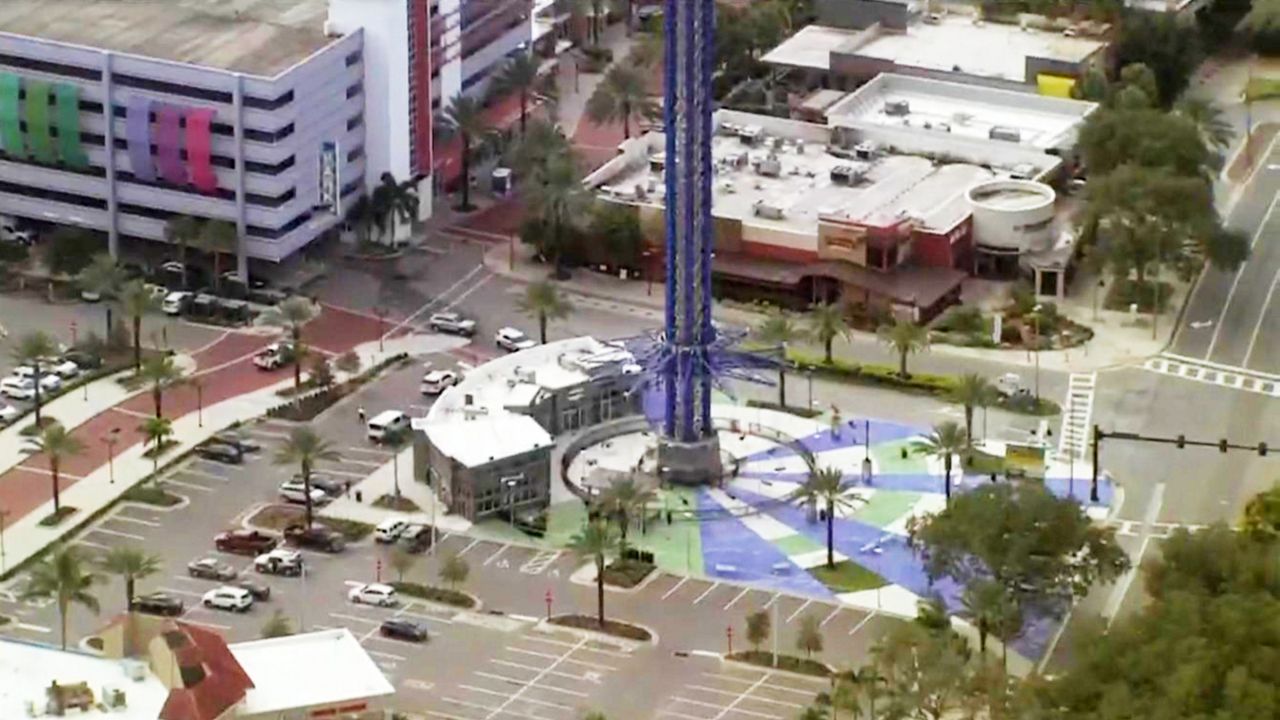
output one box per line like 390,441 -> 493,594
545,589 -> 553,621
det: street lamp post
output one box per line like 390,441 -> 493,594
1031,304 -> 1043,402
104,428 -> 121,484
427,467 -> 439,555
0,508 -> 9,575
502,476 -> 522,528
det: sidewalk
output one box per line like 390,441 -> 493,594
482,241 -> 1172,374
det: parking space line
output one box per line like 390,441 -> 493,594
483,636 -> 589,716
90,527 -> 145,541
692,582 -> 720,605
762,592 -> 780,609
505,647 -> 617,671
458,538 -> 482,556
659,710 -> 708,720
458,686 -> 571,711
344,446 -> 393,457
329,612 -> 380,625
482,544 -> 510,567
248,429 -> 291,440
671,696 -> 725,710
109,515 -> 161,527
316,468 -> 367,479
177,616 -> 231,630
335,458 -> 383,469
521,635 -> 629,658
425,711 -> 469,720
441,697 -> 500,713
472,671 -> 588,698
158,586 -> 206,598
717,673 -> 776,720
490,659 -> 588,683
72,539 -> 109,550
723,588 -> 750,611
848,610 -> 878,637
165,479 -> 212,493
366,649 -> 406,661
819,607 -> 841,627
662,577 -> 688,600
734,694 -> 803,710
182,467 -> 231,481
785,600 -> 812,623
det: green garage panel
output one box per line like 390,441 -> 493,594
25,80 -> 54,164
54,83 -> 87,168
0,74 -> 22,158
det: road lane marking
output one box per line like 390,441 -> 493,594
1207,191 -> 1280,359
482,544 -> 509,567
458,538 -> 482,556
519,550 -> 561,575
520,635 -> 629,658
693,582 -> 720,605
661,577 -> 688,600
820,607 -> 841,627
12,622 -> 52,634
848,611 -> 878,636
723,588 -> 750,611
762,592 -> 780,609
1106,483 -> 1165,628
89,527 -> 145,541
388,264 -> 485,336
785,599 -> 812,623
72,539 -> 109,550
1243,265 -> 1280,367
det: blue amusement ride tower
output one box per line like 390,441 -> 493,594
656,0 -> 723,483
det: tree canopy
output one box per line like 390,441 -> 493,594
1078,108 -> 1215,178
1113,12 -> 1204,107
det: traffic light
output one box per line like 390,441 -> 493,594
1260,442 -> 1269,457
1219,439 -> 1229,453
1176,434 -> 1186,449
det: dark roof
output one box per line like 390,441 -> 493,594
712,254 -> 965,308
159,622 -> 254,720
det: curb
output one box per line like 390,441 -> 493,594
534,616 -> 658,648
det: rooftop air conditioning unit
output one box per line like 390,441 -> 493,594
323,20 -> 339,37
884,100 -> 910,116
753,200 -> 785,220
123,661 -> 148,682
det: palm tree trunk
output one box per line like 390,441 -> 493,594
596,557 -> 605,626
539,313 -> 548,344
133,316 -> 142,370
104,305 -> 113,341
460,132 -> 472,210
778,370 -> 786,407
943,456 -> 952,504
520,92 -> 528,134
33,377 -> 42,426
898,348 -> 908,378
824,337 -> 833,365
126,577 -> 135,609
978,621 -> 988,654
826,500 -> 835,568
619,513 -> 629,555
622,103 -> 631,139
51,464 -> 60,513
59,599 -> 68,650
153,386 -> 162,418
964,405 -> 974,447
303,469 -> 314,529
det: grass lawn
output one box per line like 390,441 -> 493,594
1246,76 -> 1280,101
853,491 -> 921,527
810,560 -> 888,593
871,439 -> 928,474
774,533 -> 823,556
964,449 -> 1007,476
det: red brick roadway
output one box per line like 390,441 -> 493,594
0,306 -> 386,527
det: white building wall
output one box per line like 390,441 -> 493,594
438,0 -> 464,103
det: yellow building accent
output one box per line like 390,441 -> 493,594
1037,74 -> 1077,98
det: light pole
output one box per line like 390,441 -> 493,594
0,508 -> 9,575
502,476 -> 522,528
194,379 -> 204,428
1031,304 -> 1043,402
104,428 -> 121,484
427,467 -> 439,554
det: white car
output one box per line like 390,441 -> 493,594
11,367 -> 65,390
202,586 -> 254,612
0,402 -> 19,424
420,370 -> 459,395
33,359 -> 80,379
348,583 -> 399,607
254,549 -> 304,576
374,519 -> 408,544
253,342 -> 292,370
0,376 -> 53,400
495,327 -> 536,352
162,291 -> 192,315
278,482 -> 330,506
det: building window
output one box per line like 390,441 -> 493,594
243,90 -> 295,111
0,53 -> 100,81
345,51 -> 362,68
113,74 -> 232,104
346,113 -> 364,131
345,82 -> 363,99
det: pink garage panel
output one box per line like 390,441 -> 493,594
186,108 -> 217,194
155,104 -> 187,185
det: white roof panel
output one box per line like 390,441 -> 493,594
229,629 -> 394,715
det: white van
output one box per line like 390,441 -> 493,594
374,519 -> 408,544
367,410 -> 410,442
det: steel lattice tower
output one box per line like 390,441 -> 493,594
658,0 -> 721,481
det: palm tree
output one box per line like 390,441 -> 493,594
370,172 -> 420,243
509,119 -> 573,180
385,429 -> 409,499
140,416 -> 173,473
798,467 -> 862,569
274,427 -> 340,529
911,421 -> 968,505
947,373 -> 996,447
22,545 -> 101,650
1175,97 -> 1233,151
77,253 -> 127,338
755,311 -> 801,407
961,579 -> 1015,656
492,52 -> 542,134
569,519 -> 619,627
877,319 -> 929,378
598,478 -> 654,554
846,666 -> 884,720
585,65 -> 658,139
119,279 -> 160,370
441,95 -> 491,211
262,296 -> 318,398
348,194 -> 381,245
164,216 -> 201,290
137,352 -> 184,418
99,546 -> 162,612
518,280 -> 573,344
523,154 -> 590,274
194,220 -> 237,294
12,331 -> 58,426
40,422 -> 84,515
808,302 -> 849,365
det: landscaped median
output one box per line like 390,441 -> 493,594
388,581 -> 477,609
548,614 -> 652,642
726,650 -> 832,678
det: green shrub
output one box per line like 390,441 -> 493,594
46,228 -> 103,277
388,581 -> 475,608
38,506 -> 78,526
602,558 -> 655,588
726,650 -> 830,677
122,483 -> 183,507
934,306 -> 986,335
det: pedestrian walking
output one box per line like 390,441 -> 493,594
357,406 -> 366,424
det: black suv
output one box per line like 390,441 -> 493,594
380,619 -> 428,642
131,593 -> 184,617
196,441 -> 243,464
283,524 -> 346,553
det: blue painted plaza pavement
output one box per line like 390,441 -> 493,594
740,421 -> 923,465
696,490 -> 834,598
734,469 -> 1115,508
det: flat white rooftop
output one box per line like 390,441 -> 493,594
0,639 -> 169,720
855,17 -> 1104,82
229,628 -> 394,715
761,24 -> 867,70
829,73 -> 1097,150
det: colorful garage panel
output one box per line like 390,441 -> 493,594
24,80 -> 54,164
0,74 -> 22,158
155,104 -> 187,185
126,96 -> 156,182
54,83 -> 88,168
186,107 -> 217,194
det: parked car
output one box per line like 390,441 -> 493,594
379,619 -> 428,642
254,549 -> 303,576
366,410 -> 410,443
374,519 -> 408,544
61,350 -> 102,370
233,578 -> 272,601
279,481 -> 330,506
283,524 -> 346,553
253,342 -> 293,370
995,372 -> 1029,398
348,583 -> 398,607
130,592 -> 184,617
221,271 -> 268,290
428,312 -> 477,337
0,377 -> 37,401
214,529 -> 278,556
212,431 -> 260,453
0,402 -> 19,425
187,557 -> 238,581
162,291 -> 193,315
495,327 -> 536,352
202,586 -> 253,612
420,370 -> 459,396
293,474 -> 345,498
398,524 -> 433,554
196,441 -> 244,464
10,368 -> 63,392
38,359 -> 81,379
